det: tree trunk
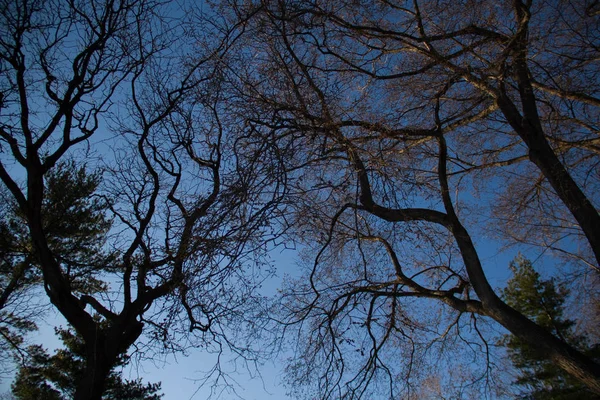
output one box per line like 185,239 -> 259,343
74,319 -> 143,400
75,340 -> 115,400
496,93 -> 600,269
493,14 -> 600,267
487,297 -> 600,394
448,204 -> 600,394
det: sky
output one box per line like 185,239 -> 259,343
0,249 -> 299,400
0,239 -> 527,399
0,309 -> 292,400
0,1 -> 590,398
125,248 -> 298,400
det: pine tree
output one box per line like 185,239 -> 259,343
2,162 -> 157,397
0,161 -> 115,364
501,256 -> 600,399
11,326 -> 162,400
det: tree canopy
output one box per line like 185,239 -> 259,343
0,0 -> 284,398
218,0 -> 600,397
0,0 -> 598,398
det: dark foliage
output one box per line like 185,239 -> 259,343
502,256 -> 600,399
12,326 -> 161,400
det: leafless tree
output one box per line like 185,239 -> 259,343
220,0 -> 600,397
0,1 -> 285,398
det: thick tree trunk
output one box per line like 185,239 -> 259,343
490,21 -> 600,389
74,319 -> 143,400
496,93 -> 600,268
75,345 -> 114,400
525,130 -> 600,266
494,12 -> 600,267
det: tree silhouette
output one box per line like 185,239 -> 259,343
12,326 -> 161,400
0,1 -> 285,398
220,0 -> 600,396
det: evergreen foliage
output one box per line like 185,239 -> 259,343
4,163 -> 160,399
0,161 -> 114,361
11,327 -> 162,400
502,256 -> 600,399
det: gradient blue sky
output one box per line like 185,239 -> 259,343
0,240 -> 527,399
0,248 -> 299,400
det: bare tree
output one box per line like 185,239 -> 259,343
0,1 -> 285,398
220,0 -> 600,397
